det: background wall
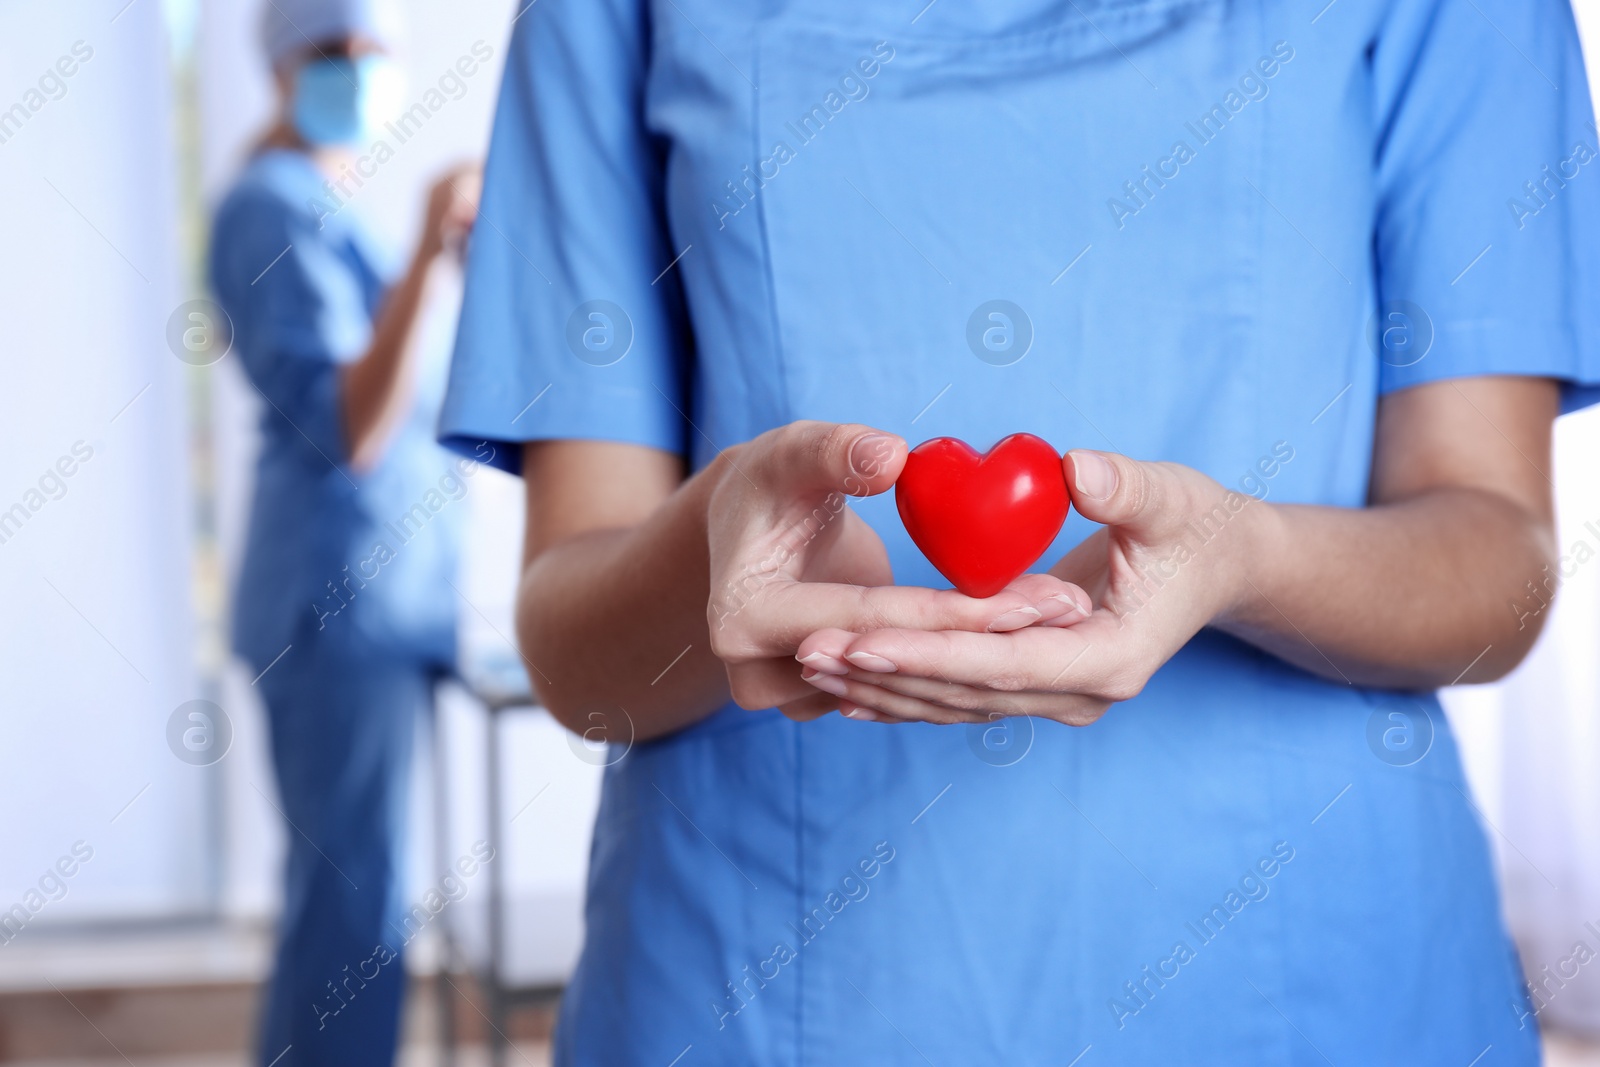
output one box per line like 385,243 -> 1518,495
0,0 -> 204,925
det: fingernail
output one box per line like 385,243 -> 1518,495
1036,598 -> 1076,623
801,669 -> 849,696
987,605 -> 1042,632
1038,592 -> 1091,622
845,650 -> 897,673
1071,451 -> 1117,500
849,433 -> 896,480
843,706 -> 888,723
797,650 -> 848,676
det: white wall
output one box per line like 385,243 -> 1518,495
0,0 -> 204,924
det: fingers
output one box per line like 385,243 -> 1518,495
1006,572 -> 1093,626
799,667 -> 993,725
1047,526 -> 1109,595
725,643 -> 1035,727
836,700 -> 895,723
802,664 -> 1112,727
1064,451 -> 1198,540
726,656 -> 820,711
721,658 -> 855,721
718,576 -> 1081,663
796,621 -> 1142,704
439,163 -> 483,198
748,421 -> 906,498
797,625 -> 1058,688
776,691 -> 840,721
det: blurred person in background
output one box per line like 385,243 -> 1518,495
207,1 -> 480,1063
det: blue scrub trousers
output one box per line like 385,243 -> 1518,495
254,627 -> 433,1067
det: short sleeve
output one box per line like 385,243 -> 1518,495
210,193 -> 368,462
1372,0 -> 1600,412
438,0 -> 691,475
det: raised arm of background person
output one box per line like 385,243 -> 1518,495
339,166 -> 479,473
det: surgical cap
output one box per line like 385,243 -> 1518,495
258,0 -> 406,68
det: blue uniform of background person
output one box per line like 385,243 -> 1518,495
442,0 -> 1600,1062
209,3 -> 469,1063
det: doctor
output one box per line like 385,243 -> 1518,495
209,2 -> 479,1063
443,0 -> 1600,1062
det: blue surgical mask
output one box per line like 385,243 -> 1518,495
292,55 -> 402,147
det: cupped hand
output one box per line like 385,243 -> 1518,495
705,422 -> 1093,722
794,450 -> 1267,725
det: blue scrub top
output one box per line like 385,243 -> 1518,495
442,0 -> 1600,1062
211,150 -> 468,672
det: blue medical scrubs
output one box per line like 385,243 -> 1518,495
442,0 -> 1600,1061
210,149 -> 470,1067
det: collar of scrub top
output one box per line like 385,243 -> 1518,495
258,0 -> 406,70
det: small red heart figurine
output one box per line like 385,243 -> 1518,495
894,434 -> 1071,599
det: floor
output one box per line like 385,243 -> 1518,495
0,923 -> 552,1065
1,1048 -> 552,1067
23,1038 -> 1600,1067
7,1033 -> 1600,1066
4,923 -> 1600,1065
0,922 -> 271,995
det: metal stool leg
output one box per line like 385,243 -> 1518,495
487,706 -> 509,1067
431,685 -> 457,1067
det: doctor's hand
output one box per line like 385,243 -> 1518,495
420,163 -> 482,261
794,451 -> 1265,725
705,422 -> 1092,723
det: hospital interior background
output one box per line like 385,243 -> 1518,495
3,0 -> 1600,1063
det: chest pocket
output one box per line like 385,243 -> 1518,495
749,0 -> 1281,571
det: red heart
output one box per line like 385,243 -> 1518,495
894,434 -> 1071,599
